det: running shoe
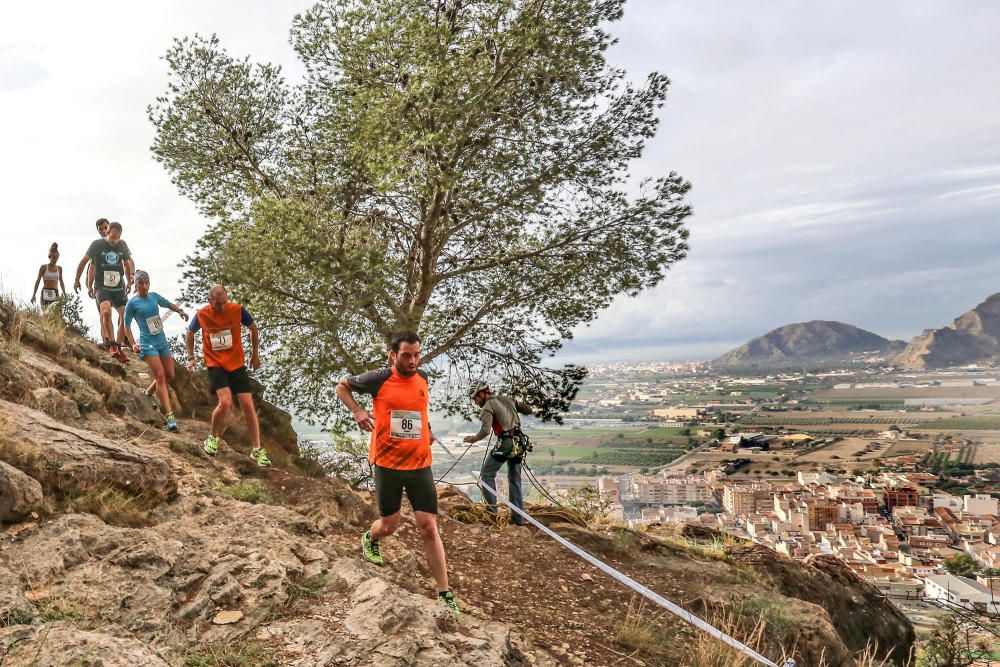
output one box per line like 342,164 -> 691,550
361,530 -> 384,566
250,447 -> 272,467
165,413 -> 178,432
437,590 -> 460,614
107,343 -> 119,360
203,435 -> 219,456
115,347 -> 129,363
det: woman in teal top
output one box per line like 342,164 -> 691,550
125,270 -> 188,432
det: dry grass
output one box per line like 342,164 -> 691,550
0,308 -> 26,363
68,358 -> 120,403
217,480 -> 276,505
184,639 -> 279,667
60,485 -> 156,527
22,307 -> 68,356
615,595 -> 899,667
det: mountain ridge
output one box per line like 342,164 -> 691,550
713,320 -> 905,368
893,292 -> 1000,369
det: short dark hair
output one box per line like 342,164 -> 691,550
109,222 -> 122,233
95,218 -> 109,228
390,330 -> 420,352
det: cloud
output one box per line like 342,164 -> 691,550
1,0 -> 998,368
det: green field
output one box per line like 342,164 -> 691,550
528,425 -> 702,472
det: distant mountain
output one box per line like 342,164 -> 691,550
893,293 -> 1000,369
713,321 -> 905,368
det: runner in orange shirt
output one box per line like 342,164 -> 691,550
335,330 -> 458,613
185,284 -> 271,467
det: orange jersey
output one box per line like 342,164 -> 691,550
347,367 -> 431,470
194,302 -> 247,371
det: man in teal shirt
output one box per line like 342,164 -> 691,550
78,221 -> 135,362
125,270 -> 188,432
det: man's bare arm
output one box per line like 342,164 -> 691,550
336,380 -> 374,432
73,255 -> 90,292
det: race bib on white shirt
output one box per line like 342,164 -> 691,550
103,271 -> 121,288
208,329 -> 233,350
390,410 -> 422,440
41,288 -> 57,301
146,315 -> 163,336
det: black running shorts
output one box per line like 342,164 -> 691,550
373,465 -> 438,517
207,366 -> 254,395
96,289 -> 127,309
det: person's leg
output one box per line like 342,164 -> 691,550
162,353 -> 175,384
114,305 -> 127,346
414,511 -> 449,593
235,392 -> 261,450
212,387 -> 233,437
479,453 -> 504,513
370,465 -> 404,539
507,458 -> 525,525
143,354 -> 171,414
98,300 -> 114,346
405,467 -> 448,592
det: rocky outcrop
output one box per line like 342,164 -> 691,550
0,624 -> 171,666
0,460 -> 43,522
0,400 -> 176,503
714,321 -> 905,368
894,292 -> 1000,369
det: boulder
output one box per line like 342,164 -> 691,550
31,387 -> 81,421
0,400 -> 176,503
111,382 -> 161,424
0,623 -> 171,666
0,460 -> 43,522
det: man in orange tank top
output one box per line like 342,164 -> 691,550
184,284 -> 271,467
335,330 -> 459,613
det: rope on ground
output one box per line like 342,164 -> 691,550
477,477 -> 781,667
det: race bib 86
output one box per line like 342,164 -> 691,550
390,410 -> 422,440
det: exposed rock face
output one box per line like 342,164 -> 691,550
0,624 -> 171,666
714,321 -> 905,368
893,292 -> 1000,369
0,460 -> 43,522
0,400 -> 176,503
30,387 -> 81,421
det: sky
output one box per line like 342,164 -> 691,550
2,1 -> 999,364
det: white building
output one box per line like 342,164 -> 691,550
932,494 -> 963,513
924,574 -> 999,611
963,494 -> 999,517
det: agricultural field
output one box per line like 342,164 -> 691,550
527,425 -> 705,474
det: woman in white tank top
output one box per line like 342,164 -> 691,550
31,242 -> 66,309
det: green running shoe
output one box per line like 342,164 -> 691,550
250,447 -> 271,467
165,412 -> 178,432
203,435 -> 219,455
362,530 -> 384,566
438,590 -> 460,614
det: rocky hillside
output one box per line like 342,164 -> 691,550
0,299 -> 914,666
893,292 -> 1000,369
714,321 -> 905,369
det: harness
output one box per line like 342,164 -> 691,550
491,427 -> 533,462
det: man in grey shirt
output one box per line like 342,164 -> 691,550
463,381 -> 532,526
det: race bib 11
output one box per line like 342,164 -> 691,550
208,329 -> 234,350
103,271 -> 122,288
390,410 -> 422,440
146,315 -> 163,336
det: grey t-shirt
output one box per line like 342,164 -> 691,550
86,238 -> 131,291
471,395 -> 522,442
